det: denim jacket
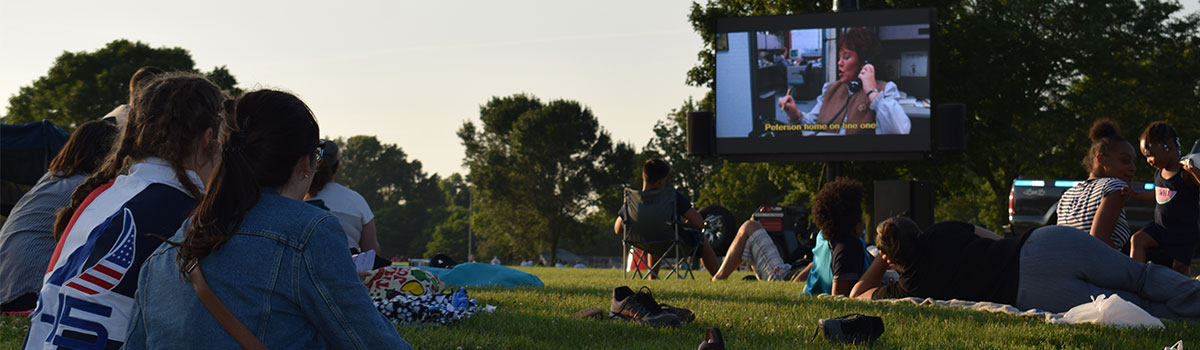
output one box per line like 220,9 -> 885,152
124,191 -> 411,349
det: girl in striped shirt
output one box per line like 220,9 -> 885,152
1056,119 -> 1137,250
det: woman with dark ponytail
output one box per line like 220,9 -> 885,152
124,90 -> 411,349
27,73 -> 226,349
1056,119 -> 1137,250
854,217 -> 1200,319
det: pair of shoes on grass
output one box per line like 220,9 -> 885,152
609,286 -> 693,327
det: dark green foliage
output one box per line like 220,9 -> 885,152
698,162 -> 784,221
334,136 -> 446,259
424,206 -> 471,261
459,94 -> 634,261
439,173 -> 472,208
3,39 -> 240,130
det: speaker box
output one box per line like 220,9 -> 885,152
936,103 -> 967,152
686,111 -> 715,156
873,180 -> 935,236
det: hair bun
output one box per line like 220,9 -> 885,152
1089,119 -> 1121,141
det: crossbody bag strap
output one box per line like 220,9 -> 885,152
188,260 -> 267,350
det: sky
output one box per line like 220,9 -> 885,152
2,1 -> 1198,178
0,0 -> 709,178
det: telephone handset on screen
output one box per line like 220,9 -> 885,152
847,60 -> 870,93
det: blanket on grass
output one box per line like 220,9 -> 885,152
814,294 -> 1065,322
421,263 -> 544,287
373,287 -> 492,326
818,293 -> 1193,326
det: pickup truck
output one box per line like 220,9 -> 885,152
1007,179 -> 1156,237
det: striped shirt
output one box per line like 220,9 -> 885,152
1056,177 -> 1131,249
0,172 -> 85,305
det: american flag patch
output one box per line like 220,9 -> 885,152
66,209 -> 136,295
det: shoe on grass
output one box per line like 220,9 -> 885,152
609,286 -> 680,326
661,303 -> 695,323
697,327 -> 725,350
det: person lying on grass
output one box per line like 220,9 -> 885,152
712,178 -> 873,297
852,217 -> 1200,318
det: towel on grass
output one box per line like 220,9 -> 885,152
421,263 -> 544,287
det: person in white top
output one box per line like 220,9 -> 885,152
305,140 -> 381,253
100,66 -> 165,128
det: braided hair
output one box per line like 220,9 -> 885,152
53,73 -> 227,239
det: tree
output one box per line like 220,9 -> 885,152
686,0 -> 1200,231
3,39 -> 241,130
439,173 -> 472,208
642,97 -> 725,205
459,94 -> 626,262
335,136 -> 445,258
424,206 -> 471,261
698,162 -> 787,221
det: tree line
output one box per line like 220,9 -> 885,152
5,0 -> 1198,262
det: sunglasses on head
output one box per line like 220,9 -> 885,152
314,140 -> 327,164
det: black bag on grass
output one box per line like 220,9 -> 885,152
818,313 -> 884,344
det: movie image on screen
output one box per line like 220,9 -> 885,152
714,9 -> 934,160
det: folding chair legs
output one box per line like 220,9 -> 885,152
623,242 -> 702,280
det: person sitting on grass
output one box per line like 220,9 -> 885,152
613,158 -> 720,279
1128,121 -> 1199,276
712,178 -> 873,297
853,217 -> 1200,318
305,140 -> 382,254
125,90 -> 411,349
27,73 -> 228,349
1056,119 -> 1137,250
0,120 -> 117,313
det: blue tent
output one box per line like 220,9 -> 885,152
1,120 -> 70,185
2,120 -> 70,216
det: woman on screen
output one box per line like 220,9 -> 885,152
778,27 -> 910,135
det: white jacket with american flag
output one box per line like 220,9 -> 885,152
25,158 -> 202,350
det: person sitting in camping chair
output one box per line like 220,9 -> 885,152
614,158 -> 720,279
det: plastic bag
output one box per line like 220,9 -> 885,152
1059,294 -> 1164,329
1164,340 -> 1182,350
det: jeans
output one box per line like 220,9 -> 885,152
1016,225 -> 1200,318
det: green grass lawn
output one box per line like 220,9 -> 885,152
4,266 -> 1198,349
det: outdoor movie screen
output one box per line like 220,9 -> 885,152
714,8 -> 935,160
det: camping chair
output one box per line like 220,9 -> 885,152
620,187 -> 702,280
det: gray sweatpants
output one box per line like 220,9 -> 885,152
1016,225 -> 1200,318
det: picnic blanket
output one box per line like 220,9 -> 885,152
373,287 -> 490,326
817,293 -> 1186,327
363,266 -> 496,326
814,294 -> 1065,322
421,263 -> 544,287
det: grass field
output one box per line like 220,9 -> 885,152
4,266 -> 1198,349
